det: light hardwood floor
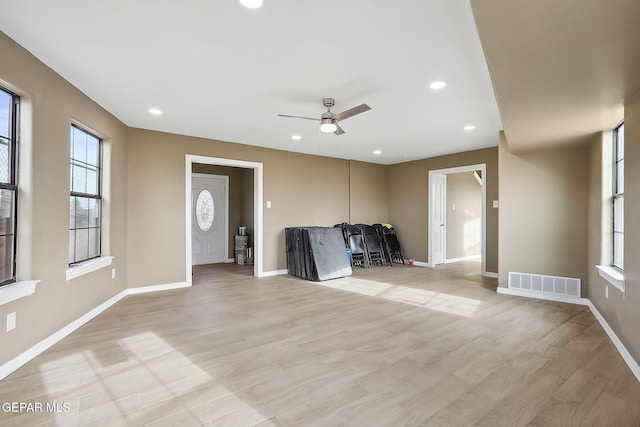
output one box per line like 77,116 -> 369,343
1,262 -> 639,426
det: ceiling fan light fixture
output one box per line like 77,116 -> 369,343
239,0 -> 263,8
320,118 -> 337,133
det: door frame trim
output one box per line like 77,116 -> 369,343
191,173 -> 229,264
185,155 -> 264,283
427,163 -> 487,275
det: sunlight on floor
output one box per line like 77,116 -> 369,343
316,278 -> 481,317
38,331 -> 244,424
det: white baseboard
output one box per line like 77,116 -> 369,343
128,282 -> 189,295
260,269 -> 288,277
445,255 -> 481,264
0,281 -> 191,381
411,261 -> 430,268
483,272 -> 499,278
0,289 -> 128,381
225,258 -> 235,264
496,286 -> 589,305
587,301 -> 640,382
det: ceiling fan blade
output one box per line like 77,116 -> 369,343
277,114 -> 319,122
334,103 -> 371,122
334,123 -> 345,135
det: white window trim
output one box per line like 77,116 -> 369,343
596,265 -> 624,292
66,256 -> 114,281
0,280 -> 40,306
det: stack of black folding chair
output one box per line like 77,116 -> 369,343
346,224 -> 370,268
375,223 -> 406,264
359,224 -> 388,266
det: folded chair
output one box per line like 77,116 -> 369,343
347,224 -> 370,268
376,223 -> 406,265
361,225 -> 388,266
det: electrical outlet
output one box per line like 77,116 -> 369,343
112,268 -> 116,279
7,312 -> 16,332
605,285 -> 609,299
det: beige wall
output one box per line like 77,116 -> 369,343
446,171 -> 482,260
387,147 -> 499,273
0,32 -> 128,365
588,90 -> 640,363
349,161 -> 389,224
498,132 -> 590,290
127,128 -> 351,286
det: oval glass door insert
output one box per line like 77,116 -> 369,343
196,189 -> 214,231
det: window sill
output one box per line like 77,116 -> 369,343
0,280 -> 40,306
66,256 -> 114,281
596,265 -> 624,292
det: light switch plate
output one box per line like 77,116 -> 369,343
493,200 -> 499,208
7,312 -> 16,332
266,200 -> 272,209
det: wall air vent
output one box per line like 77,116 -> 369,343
508,272 -> 581,298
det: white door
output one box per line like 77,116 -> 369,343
432,174 -> 446,265
192,174 -> 227,265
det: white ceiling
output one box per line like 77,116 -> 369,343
0,0 -> 502,164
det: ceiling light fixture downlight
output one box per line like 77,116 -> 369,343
320,117 -> 337,133
239,0 -> 263,8
429,81 -> 446,90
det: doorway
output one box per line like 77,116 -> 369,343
185,155 -> 264,285
192,174 -> 228,265
428,163 -> 488,275
431,174 -> 446,265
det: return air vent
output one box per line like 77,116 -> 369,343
508,272 -> 581,298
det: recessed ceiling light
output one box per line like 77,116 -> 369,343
464,125 -> 476,131
429,81 -> 446,90
239,0 -> 263,8
291,134 -> 302,140
373,150 -> 382,155
149,108 -> 163,115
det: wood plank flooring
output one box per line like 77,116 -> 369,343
1,262 -> 639,426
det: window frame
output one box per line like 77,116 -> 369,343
0,85 -> 19,286
612,122 -> 624,271
69,123 -> 103,266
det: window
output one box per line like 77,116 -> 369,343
69,125 -> 102,265
196,189 -> 214,231
0,86 -> 18,285
612,122 -> 624,270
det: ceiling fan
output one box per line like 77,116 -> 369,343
278,98 -> 371,135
